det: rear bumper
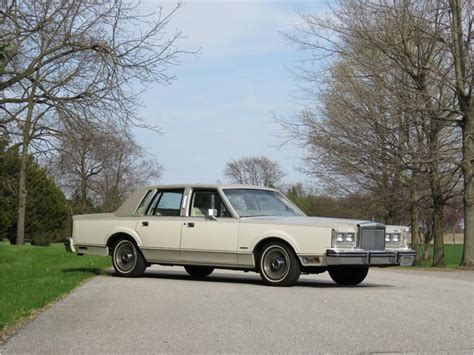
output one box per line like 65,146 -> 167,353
326,249 -> 415,266
64,238 -> 76,253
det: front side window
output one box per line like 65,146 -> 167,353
147,189 -> 184,216
190,190 -> 231,217
223,189 -> 305,217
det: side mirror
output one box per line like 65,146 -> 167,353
206,209 -> 218,221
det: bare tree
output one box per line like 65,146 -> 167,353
53,120 -> 107,214
0,0 -> 185,244
224,156 -> 285,188
90,134 -> 162,213
447,0 -> 473,267
282,0 -> 465,266
51,120 -> 161,214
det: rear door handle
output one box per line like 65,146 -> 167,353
142,221 -> 149,227
186,222 -> 195,228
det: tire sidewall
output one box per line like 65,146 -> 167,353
259,243 -> 300,286
113,239 -> 139,276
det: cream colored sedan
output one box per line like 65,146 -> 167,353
65,184 -> 415,286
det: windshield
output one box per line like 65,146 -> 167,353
223,189 -> 305,217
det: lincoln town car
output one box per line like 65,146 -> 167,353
65,184 -> 415,286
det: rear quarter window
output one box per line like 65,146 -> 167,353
135,190 -> 154,215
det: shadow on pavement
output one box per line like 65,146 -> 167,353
100,268 -> 393,288
62,267 -> 105,275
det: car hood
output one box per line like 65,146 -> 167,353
239,216 -> 373,229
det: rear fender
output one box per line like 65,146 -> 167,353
105,227 -> 143,247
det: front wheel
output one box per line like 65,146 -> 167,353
258,242 -> 301,286
328,266 -> 369,286
112,239 -> 146,277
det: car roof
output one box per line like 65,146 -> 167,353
142,183 -> 278,191
114,183 -> 279,217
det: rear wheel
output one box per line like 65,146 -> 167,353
184,265 -> 214,278
328,266 -> 369,286
112,239 -> 146,277
258,242 -> 300,286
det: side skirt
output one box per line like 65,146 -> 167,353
140,247 -> 255,269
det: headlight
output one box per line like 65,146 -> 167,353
392,233 -> 400,242
345,233 -> 355,242
332,230 -> 356,248
386,229 -> 409,248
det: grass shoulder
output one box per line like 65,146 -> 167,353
398,244 -> 466,270
0,242 -> 110,341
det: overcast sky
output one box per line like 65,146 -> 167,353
135,1 -> 327,185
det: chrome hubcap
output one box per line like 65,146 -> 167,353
115,242 -> 136,272
263,247 -> 289,281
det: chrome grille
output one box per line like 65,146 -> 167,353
358,222 -> 386,251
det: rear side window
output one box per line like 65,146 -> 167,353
135,190 -> 154,215
147,189 -> 184,216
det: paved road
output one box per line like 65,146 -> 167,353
2,267 -> 473,354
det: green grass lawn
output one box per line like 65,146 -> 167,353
0,242 -> 111,332
418,244 -> 463,268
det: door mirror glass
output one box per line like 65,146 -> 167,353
206,209 -> 218,221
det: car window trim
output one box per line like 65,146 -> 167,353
188,188 -> 235,218
146,188 -> 185,217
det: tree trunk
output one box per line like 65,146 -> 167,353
461,105 -> 474,267
423,222 -> 432,261
16,147 -> 28,245
79,177 -> 88,214
432,204 -> 445,267
410,188 -> 422,265
448,0 -> 473,268
16,83 -> 36,245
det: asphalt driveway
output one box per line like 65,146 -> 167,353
2,267 -> 473,354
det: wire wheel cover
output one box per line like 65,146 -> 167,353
115,241 -> 137,272
262,246 -> 290,281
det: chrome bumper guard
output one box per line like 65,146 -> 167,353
326,249 -> 415,266
64,237 -> 76,253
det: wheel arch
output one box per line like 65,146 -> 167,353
106,231 -> 141,255
252,237 -> 300,269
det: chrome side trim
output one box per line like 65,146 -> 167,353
140,247 -> 255,268
141,248 -> 181,262
75,244 -> 109,256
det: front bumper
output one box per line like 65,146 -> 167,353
64,237 -> 76,253
326,249 -> 415,266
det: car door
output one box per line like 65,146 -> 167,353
180,189 -> 239,266
136,189 -> 185,263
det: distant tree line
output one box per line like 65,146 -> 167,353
224,156 -> 285,188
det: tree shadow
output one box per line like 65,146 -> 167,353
62,267 -> 105,275
101,268 -> 393,288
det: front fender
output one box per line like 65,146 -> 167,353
249,230 -> 300,253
